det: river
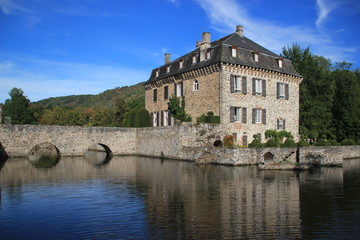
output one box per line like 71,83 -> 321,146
1,156 -> 359,239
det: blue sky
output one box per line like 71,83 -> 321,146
1,0 -> 359,103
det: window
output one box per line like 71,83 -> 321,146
193,80 -> 199,91
166,65 -> 171,73
175,82 -> 183,97
254,52 -> 259,62
230,75 -> 247,94
192,54 -> 197,64
277,119 -> 286,130
155,69 -> 159,77
230,107 -> 247,123
252,78 -> 266,96
231,46 -> 237,57
252,108 -> 266,124
153,89 -> 157,102
164,111 -> 171,126
242,135 -> 248,146
152,111 -> 159,127
232,133 -> 238,144
278,58 -> 283,68
179,60 -> 184,69
164,86 -> 169,100
277,82 -> 289,99
206,49 -> 211,60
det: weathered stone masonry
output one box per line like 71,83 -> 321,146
1,124 -> 359,167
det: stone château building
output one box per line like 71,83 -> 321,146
144,26 -> 303,145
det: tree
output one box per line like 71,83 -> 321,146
114,97 -> 128,127
3,88 -> 34,124
282,45 -> 335,139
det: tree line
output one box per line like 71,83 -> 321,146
1,45 -> 360,143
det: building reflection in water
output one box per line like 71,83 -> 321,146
2,156 -> 358,239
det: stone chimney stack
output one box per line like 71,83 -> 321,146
164,53 -> 171,64
236,25 -> 244,37
196,41 -> 201,48
202,32 -> 210,43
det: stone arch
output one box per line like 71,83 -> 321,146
85,143 -> 112,166
0,141 -> 9,160
28,142 -> 61,168
263,152 -> 274,162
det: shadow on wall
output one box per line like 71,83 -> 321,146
0,141 -> 8,161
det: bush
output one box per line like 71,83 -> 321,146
264,139 -> 278,147
328,139 -> 340,146
249,135 -> 263,148
341,139 -> 357,146
223,135 -> 234,148
281,138 -> 297,148
134,108 -> 151,127
196,112 -> 220,124
298,139 -> 310,147
315,139 -> 331,146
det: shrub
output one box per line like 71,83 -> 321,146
264,139 -> 278,147
341,139 -> 357,146
249,135 -> 263,148
134,108 -> 151,127
281,138 -> 297,148
222,135 -> 234,148
328,139 -> 340,146
298,139 -> 310,147
315,139 -> 331,146
196,112 -> 220,124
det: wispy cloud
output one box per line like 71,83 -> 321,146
194,0 -> 355,63
0,57 -> 149,102
316,0 -> 339,28
0,0 -> 30,15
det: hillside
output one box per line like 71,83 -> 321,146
34,82 -> 145,109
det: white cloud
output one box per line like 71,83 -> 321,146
316,0 -> 339,28
0,0 -> 29,15
0,57 -> 149,103
194,0 -> 355,63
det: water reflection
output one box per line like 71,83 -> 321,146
85,144 -> 112,166
1,156 -> 360,239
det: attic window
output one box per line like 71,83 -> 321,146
278,58 -> 283,68
166,65 -> 171,73
206,49 -> 211,60
253,51 -> 259,62
179,60 -> 184,69
231,46 -> 237,57
192,54 -> 197,64
155,69 -> 159,77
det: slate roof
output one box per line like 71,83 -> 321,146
144,32 -> 301,86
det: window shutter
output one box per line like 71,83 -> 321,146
232,133 -> 237,143
283,119 -> 286,130
276,82 -> 280,99
262,80 -> 266,97
156,112 -> 160,127
262,109 -> 266,124
180,82 -> 183,96
150,113 -> 154,127
174,83 -> 177,96
164,86 -> 168,100
252,108 -> 256,124
168,111 -> 172,126
161,111 -> 164,126
153,89 -> 157,102
242,107 -> 247,123
230,106 -> 235,123
285,84 -> 289,100
230,75 -> 235,93
242,76 -> 247,94
252,78 -> 256,95
277,119 -> 280,129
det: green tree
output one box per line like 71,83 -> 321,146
133,108 -> 151,127
282,45 -> 335,139
3,88 -> 35,124
332,64 -> 360,141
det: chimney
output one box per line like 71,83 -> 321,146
164,53 -> 170,64
236,25 -> 243,37
202,32 -> 210,43
196,41 -> 201,48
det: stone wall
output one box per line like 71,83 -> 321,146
1,124 -> 359,167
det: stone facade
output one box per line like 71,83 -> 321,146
144,26 -> 303,145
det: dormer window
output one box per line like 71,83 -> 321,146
155,69 -> 159,77
179,60 -> 184,69
192,54 -> 197,64
206,49 -> 211,60
166,65 -> 171,73
231,46 -> 237,57
278,58 -> 283,68
253,51 -> 259,62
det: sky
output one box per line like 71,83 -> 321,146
0,0 -> 359,103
